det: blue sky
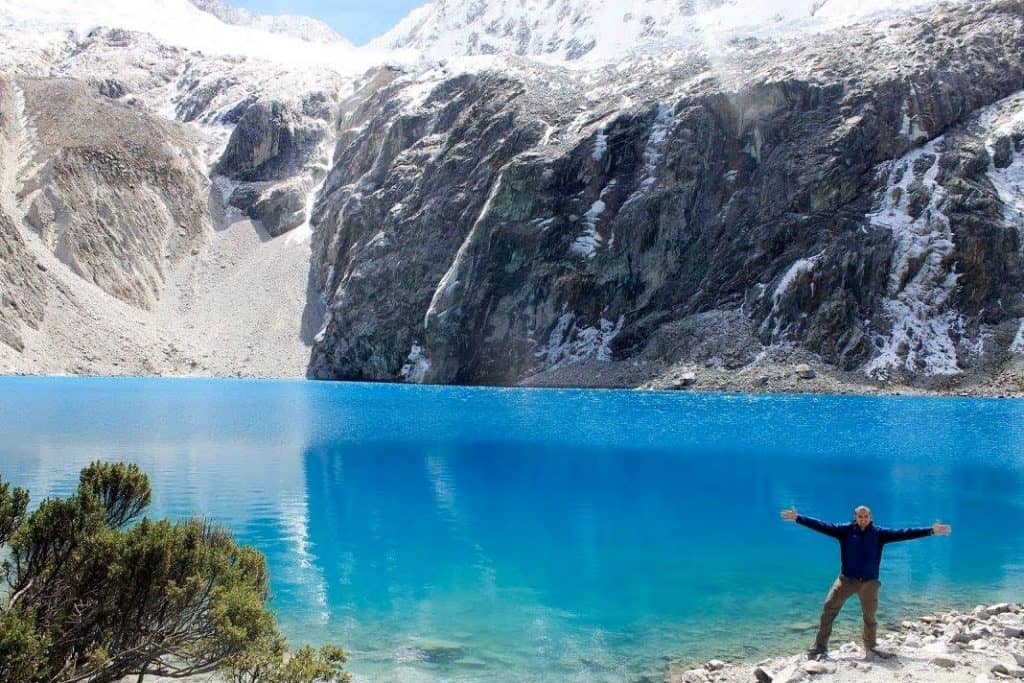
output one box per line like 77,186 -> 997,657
231,0 -> 424,45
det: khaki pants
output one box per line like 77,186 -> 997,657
813,575 -> 880,649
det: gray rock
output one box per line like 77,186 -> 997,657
17,77 -> 209,311
214,100 -> 326,182
794,364 -> 816,380
669,371 -> 697,389
934,656 -> 957,668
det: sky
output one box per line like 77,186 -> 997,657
230,0 -> 424,45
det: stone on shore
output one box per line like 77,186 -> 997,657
794,364 -> 816,380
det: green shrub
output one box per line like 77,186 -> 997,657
0,462 -> 349,683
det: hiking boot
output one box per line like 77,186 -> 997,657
865,646 -> 895,660
806,645 -> 828,660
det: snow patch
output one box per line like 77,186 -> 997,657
773,252 -> 824,308
0,0 -> 385,70
759,251 -> 824,340
592,129 -> 607,161
373,0 -> 951,65
1011,320 -> 1024,354
570,181 -> 616,259
535,312 -> 624,369
624,102 -> 673,207
899,88 -> 927,142
864,138 -> 961,377
980,92 -> 1024,245
400,342 -> 431,383
426,174 -> 505,326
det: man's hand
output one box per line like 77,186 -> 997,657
780,507 -> 798,522
932,521 -> 952,536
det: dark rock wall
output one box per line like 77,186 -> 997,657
310,1 -> 1024,385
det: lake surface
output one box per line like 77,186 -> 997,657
1,377 -> 1022,681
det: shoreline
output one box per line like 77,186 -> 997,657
670,602 -> 1024,683
114,602 -> 1024,682
1,369 -> 1022,401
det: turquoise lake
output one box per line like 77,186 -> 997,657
1,377 -> 1022,681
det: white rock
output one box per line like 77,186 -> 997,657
904,635 -> 923,648
705,659 -> 726,671
773,663 -> 807,682
1014,653 -> 1024,667
987,663 -> 1019,679
977,675 -> 991,683
681,667 -> 709,682
855,662 -> 872,672
801,660 -> 836,675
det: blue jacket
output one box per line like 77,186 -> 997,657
796,514 -> 934,581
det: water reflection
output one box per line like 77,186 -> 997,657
1,378 -> 1023,681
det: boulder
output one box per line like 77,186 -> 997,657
794,364 -> 816,380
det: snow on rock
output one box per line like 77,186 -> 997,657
624,102 -> 673,207
865,137 -> 961,377
592,128 -> 608,161
187,0 -> 349,45
0,0 -> 378,69
400,342 -> 432,382
372,0 -> 958,64
981,92 -> 1024,241
535,312 -> 624,369
571,181 -> 616,259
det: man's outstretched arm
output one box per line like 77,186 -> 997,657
780,507 -> 844,539
881,522 -> 952,543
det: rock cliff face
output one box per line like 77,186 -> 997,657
309,1 -> 1024,386
2,0 -> 1023,392
16,76 -> 211,310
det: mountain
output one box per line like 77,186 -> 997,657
1,0 -> 1023,395
0,0 -> 362,65
187,0 -> 350,45
371,0 -> 945,62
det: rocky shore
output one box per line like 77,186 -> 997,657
671,603 -> 1024,683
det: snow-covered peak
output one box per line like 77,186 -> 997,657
372,0 -> 955,63
0,0 -> 378,69
188,0 -> 349,46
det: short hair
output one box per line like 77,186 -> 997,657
854,505 -> 871,515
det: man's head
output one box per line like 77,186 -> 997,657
854,505 -> 872,529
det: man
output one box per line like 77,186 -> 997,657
780,505 -> 951,659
